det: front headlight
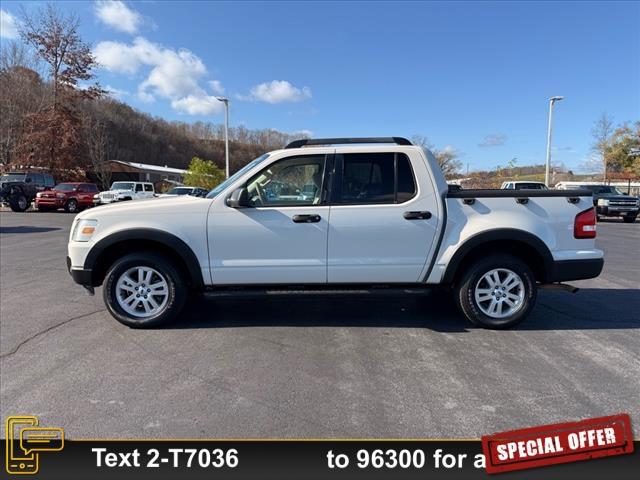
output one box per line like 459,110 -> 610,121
56,193 -> 66,199
36,192 -> 43,198
72,219 -> 98,242
597,199 -> 609,206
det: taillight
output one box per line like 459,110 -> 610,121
574,207 -> 596,238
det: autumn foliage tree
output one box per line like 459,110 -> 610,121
15,5 -> 103,176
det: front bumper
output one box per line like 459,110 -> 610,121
596,206 -> 639,217
547,258 -> 604,283
36,198 -> 64,207
67,255 -> 93,286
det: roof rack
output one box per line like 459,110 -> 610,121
285,137 -> 413,149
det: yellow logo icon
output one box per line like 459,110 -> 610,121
6,416 -> 64,475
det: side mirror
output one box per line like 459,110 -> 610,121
226,187 -> 249,208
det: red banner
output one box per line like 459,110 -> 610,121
482,414 -> 634,474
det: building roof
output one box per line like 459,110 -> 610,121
106,160 -> 187,175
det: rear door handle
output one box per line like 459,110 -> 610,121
292,214 -> 321,223
403,211 -> 432,220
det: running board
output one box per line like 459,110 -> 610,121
202,285 -> 432,298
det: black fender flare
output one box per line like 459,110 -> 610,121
84,228 -> 204,288
441,229 -> 554,284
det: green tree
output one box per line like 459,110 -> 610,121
605,122 -> 640,176
183,157 -> 225,190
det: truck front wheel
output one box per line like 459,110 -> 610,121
103,252 -> 187,328
9,193 -> 29,212
455,254 -> 537,329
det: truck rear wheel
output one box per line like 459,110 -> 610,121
103,252 -> 187,328
9,193 -> 29,212
455,254 -> 536,329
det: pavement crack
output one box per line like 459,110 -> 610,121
0,309 -> 104,359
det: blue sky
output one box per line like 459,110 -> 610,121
1,1 -> 638,172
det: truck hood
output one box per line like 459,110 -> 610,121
98,189 -> 134,195
596,195 -> 639,201
78,194 -> 211,218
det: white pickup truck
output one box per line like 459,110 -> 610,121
67,137 -> 603,329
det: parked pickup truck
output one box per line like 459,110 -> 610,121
67,137 -> 603,329
579,184 -> 639,223
36,182 -> 100,213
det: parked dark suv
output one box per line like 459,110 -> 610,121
581,185 -> 640,223
0,171 -> 55,212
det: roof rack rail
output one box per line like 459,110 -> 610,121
285,137 -> 413,149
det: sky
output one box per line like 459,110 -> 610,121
1,0 -> 638,172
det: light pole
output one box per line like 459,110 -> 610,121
544,96 -> 564,187
216,96 -> 230,178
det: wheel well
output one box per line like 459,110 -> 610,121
449,240 -> 548,285
91,240 -> 195,288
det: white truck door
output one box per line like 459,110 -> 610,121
208,154 -> 330,284
327,151 -> 440,283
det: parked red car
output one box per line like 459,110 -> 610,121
35,182 -> 100,213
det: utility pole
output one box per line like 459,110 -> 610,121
216,97 -> 230,178
545,96 -> 564,187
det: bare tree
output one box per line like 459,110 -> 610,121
591,112 -> 614,182
411,135 -> 462,177
16,4 -> 103,174
84,116 -> 111,189
0,42 -> 47,166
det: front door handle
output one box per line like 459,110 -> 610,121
292,214 -> 321,223
403,211 -> 432,220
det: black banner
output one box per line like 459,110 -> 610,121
3,440 -> 639,479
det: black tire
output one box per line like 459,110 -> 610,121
64,198 -> 78,213
455,254 -> 537,329
622,215 -> 636,223
103,252 -> 187,328
9,193 -> 29,212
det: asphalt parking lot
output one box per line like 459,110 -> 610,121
1,210 -> 639,439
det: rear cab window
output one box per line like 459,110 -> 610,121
334,152 -> 416,204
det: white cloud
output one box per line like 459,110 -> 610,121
240,80 -> 312,103
171,94 -> 223,115
208,80 -> 225,95
1,9 -> 19,39
292,129 -> 313,138
479,133 -> 507,147
94,1 -> 142,35
94,36 -> 223,115
105,84 -> 129,99
94,40 -> 141,74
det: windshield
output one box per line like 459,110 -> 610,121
0,173 -> 26,182
111,182 -> 135,191
206,153 -> 271,198
54,183 -> 76,191
583,185 -> 624,195
166,187 -> 193,195
514,183 -> 547,190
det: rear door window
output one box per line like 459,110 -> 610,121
144,184 -> 153,192
335,152 -> 416,204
